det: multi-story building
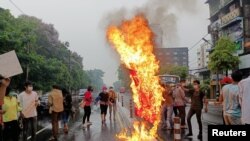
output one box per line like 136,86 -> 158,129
197,42 -> 211,80
197,42 -> 211,69
206,0 -> 250,77
154,47 -> 189,68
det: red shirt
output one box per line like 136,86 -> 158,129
83,91 -> 92,106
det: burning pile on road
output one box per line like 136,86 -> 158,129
107,15 -> 164,141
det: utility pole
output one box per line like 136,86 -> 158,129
26,42 -> 30,81
65,42 -> 71,92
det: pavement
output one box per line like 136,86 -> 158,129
20,92 -> 223,141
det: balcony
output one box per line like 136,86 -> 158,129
220,8 -> 241,27
219,0 -> 234,9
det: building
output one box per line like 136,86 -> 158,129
197,41 -> 211,80
154,47 -> 189,68
206,0 -> 250,77
197,42 -> 211,69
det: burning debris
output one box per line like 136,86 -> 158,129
107,15 -> 164,141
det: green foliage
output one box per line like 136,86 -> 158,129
0,8 -> 93,92
208,37 -> 240,73
200,79 -> 210,98
86,69 -> 105,91
117,64 -> 131,89
159,65 -> 188,80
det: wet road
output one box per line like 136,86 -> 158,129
25,93 -> 217,141
33,106 -> 124,141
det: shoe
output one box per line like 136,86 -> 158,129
82,123 -> 87,128
49,137 -> 57,141
63,125 -> 69,134
86,122 -> 92,125
197,134 -> 202,140
186,133 -> 193,136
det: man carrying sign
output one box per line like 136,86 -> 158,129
0,75 -> 10,141
0,50 -> 22,141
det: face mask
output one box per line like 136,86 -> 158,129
8,92 -> 16,97
27,86 -> 33,92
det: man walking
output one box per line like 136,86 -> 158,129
186,80 -> 205,140
173,84 -> 187,128
220,71 -> 242,125
239,73 -> 250,125
19,81 -> 39,141
108,86 -> 117,121
48,85 -> 64,141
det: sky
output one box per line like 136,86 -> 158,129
0,0 -> 210,86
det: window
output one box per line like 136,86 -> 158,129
183,52 -> 186,55
174,52 -> 178,55
183,57 -> 186,59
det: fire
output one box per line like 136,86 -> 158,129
107,16 -> 164,140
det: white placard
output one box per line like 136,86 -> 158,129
0,50 -> 23,78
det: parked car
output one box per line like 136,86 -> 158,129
37,93 -> 49,115
78,89 -> 86,102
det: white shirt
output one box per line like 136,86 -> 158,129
18,91 -> 39,118
239,77 -> 250,124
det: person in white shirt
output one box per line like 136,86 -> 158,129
238,76 -> 250,125
18,81 -> 39,141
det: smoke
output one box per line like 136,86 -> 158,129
101,0 -> 198,47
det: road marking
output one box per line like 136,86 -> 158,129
27,124 -> 51,140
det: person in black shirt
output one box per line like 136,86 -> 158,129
96,86 -> 109,126
62,88 -> 72,133
185,80 -> 205,140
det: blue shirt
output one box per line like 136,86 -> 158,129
222,84 -> 241,117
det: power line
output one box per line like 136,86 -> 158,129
9,0 -> 25,14
188,33 -> 209,51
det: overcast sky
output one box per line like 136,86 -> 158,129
0,0 -> 210,86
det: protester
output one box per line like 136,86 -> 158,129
173,83 -> 187,128
82,86 -> 93,129
96,86 -> 109,126
2,87 -> 21,141
61,88 -> 72,133
186,80 -> 205,140
239,73 -> 250,125
161,83 -> 168,129
48,85 -> 64,141
18,81 -> 39,141
161,84 -> 174,130
220,71 -> 242,125
108,86 -> 117,121
0,75 -> 10,141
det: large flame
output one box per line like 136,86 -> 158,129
107,16 -> 164,140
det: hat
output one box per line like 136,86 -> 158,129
102,86 -> 107,91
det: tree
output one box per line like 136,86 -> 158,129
0,7 -> 90,93
117,64 -> 131,89
86,69 -> 105,91
208,37 -> 240,75
159,65 -> 188,80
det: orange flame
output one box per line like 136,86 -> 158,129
107,16 -> 164,140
